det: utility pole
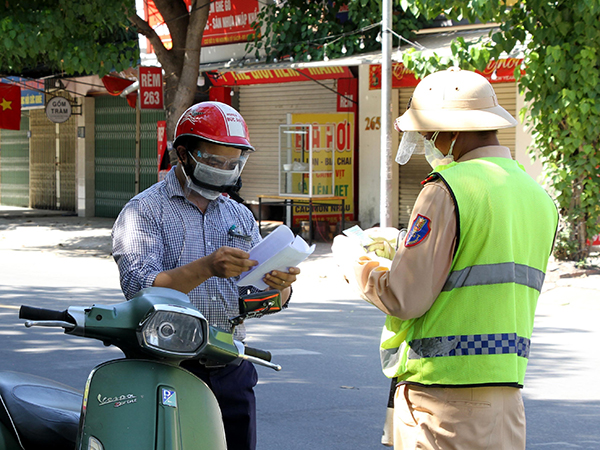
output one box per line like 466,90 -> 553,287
380,0 -> 393,227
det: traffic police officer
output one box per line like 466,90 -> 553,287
354,68 -> 558,450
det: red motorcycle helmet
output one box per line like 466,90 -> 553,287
174,101 -> 255,152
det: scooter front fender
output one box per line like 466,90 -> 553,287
78,359 -> 226,450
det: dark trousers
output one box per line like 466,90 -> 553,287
182,360 -> 258,450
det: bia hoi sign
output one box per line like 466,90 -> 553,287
46,96 -> 72,123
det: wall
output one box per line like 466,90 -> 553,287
357,64 -> 399,228
76,97 -> 95,217
515,86 -> 543,184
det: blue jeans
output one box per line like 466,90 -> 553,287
182,360 -> 258,450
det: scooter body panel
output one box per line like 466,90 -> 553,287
0,421 -> 20,450
79,359 -> 226,450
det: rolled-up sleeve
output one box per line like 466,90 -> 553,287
111,200 -> 165,299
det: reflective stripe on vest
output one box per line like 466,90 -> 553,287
442,262 -> 546,293
407,333 -> 531,360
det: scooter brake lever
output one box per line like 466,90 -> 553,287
240,354 -> 282,371
25,320 -> 76,329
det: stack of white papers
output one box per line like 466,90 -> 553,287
237,225 -> 316,289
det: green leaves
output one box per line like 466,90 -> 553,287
0,0 -> 139,77
246,0 -> 428,63
399,0 -> 600,260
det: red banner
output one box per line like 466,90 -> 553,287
209,66 -> 353,86
0,83 -> 21,130
139,67 -> 164,109
144,0 -> 258,52
337,78 -> 357,113
369,58 -> 524,90
157,120 -> 170,181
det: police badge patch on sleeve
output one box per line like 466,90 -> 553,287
405,214 -> 431,247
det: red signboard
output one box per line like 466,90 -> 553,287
203,0 -> 259,46
337,78 -> 358,113
369,58 -> 524,89
144,0 -> 258,52
209,66 -> 353,86
139,67 -> 163,109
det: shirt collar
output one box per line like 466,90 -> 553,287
457,145 -> 512,162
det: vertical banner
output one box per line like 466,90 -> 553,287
139,67 -> 164,109
290,113 -> 355,226
337,78 -> 358,113
157,120 -> 170,181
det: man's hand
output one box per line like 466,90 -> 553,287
206,246 -> 258,279
263,267 -> 301,291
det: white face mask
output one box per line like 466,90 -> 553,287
395,131 -> 456,168
185,152 -> 244,200
423,132 -> 456,169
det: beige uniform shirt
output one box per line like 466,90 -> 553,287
354,146 -> 513,320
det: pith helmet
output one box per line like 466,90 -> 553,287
395,68 -> 518,132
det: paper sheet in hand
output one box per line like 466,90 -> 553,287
237,225 -> 315,289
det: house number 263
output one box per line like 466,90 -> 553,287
364,116 -> 381,130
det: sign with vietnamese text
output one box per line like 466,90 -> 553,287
144,0 -> 258,52
369,58 -> 524,89
290,113 -> 355,226
1,77 -> 45,109
210,66 -> 353,86
45,96 -> 71,123
139,67 -> 164,109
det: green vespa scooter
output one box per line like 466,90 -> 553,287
0,287 -> 282,450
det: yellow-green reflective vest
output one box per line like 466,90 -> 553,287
381,157 -> 558,387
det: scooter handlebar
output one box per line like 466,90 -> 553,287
19,305 -> 73,323
244,346 -> 272,362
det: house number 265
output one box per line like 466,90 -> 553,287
365,116 -> 381,130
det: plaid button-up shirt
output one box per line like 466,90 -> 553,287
112,168 -> 261,339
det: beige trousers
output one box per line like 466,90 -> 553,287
393,384 -> 526,450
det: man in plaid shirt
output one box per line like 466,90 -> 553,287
112,101 -> 299,450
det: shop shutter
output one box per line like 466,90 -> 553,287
0,113 -> 30,207
29,96 -> 77,212
397,82 -> 517,228
94,96 -> 165,218
237,80 -> 338,204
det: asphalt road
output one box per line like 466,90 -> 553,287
0,214 -> 599,449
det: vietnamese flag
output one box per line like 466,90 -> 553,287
0,83 -> 21,130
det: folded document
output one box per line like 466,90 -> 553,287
237,225 -> 315,289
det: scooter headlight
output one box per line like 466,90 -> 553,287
138,305 -> 205,357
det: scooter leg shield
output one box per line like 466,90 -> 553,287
79,359 -> 227,450
0,421 -> 20,449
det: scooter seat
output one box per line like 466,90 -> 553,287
0,371 -> 82,450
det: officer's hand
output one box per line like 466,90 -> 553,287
263,266 -> 301,291
207,246 -> 258,279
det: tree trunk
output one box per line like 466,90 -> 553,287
129,0 -> 210,162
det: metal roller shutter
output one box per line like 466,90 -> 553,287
237,80 -> 338,204
397,82 -> 517,228
29,97 -> 77,212
0,113 -> 30,207
94,96 -> 165,218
